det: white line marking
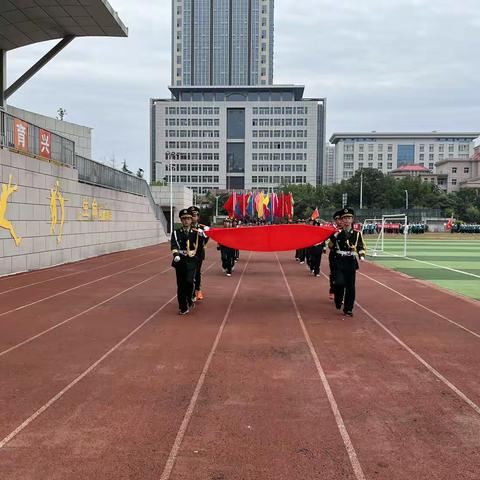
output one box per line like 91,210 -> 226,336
0,247 -> 161,296
0,293 -> 177,450
0,267 -> 173,357
0,253 -> 171,319
355,301 -> 480,417
159,254 -> 251,480
358,271 -> 480,340
371,251 -> 480,279
277,255 -> 366,480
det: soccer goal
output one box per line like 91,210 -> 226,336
368,214 -> 408,258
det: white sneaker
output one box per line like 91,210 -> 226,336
226,273 -> 231,277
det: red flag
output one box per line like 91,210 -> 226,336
279,193 -> 285,217
311,207 -> 319,220
224,193 -> 234,217
206,224 -> 336,252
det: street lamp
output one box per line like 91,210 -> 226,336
404,189 -> 409,211
215,195 -> 220,224
166,151 -> 177,233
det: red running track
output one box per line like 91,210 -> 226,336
0,245 -> 479,479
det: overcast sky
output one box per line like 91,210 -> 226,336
6,0 -> 480,177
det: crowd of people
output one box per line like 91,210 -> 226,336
362,222 -> 428,234
294,208 -> 366,316
451,223 -> 480,234
170,206 -> 367,317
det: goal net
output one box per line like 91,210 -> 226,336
362,214 -> 408,258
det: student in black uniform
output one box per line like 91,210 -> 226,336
328,210 -> 343,300
330,207 -> 366,317
309,220 -> 327,277
218,219 -> 236,276
188,205 -> 208,302
171,209 -> 202,315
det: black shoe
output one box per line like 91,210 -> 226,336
335,303 -> 342,310
343,310 -> 353,317
179,308 -> 189,315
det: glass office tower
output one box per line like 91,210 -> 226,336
172,0 -> 274,86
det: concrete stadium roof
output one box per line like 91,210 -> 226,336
0,0 -> 127,51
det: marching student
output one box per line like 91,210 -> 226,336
188,205 -> 208,302
171,209 -> 202,315
217,218 -> 236,276
330,207 -> 366,317
309,220 -> 327,277
328,210 -> 343,300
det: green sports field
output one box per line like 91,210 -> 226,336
366,235 -> 480,301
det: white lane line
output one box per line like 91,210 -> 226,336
159,254 -> 251,480
355,301 -> 480,417
277,255 -> 366,480
372,251 -> 480,279
0,293 -> 177,450
0,246 -> 162,296
0,266 -> 173,357
358,271 -> 480,340
0,253 -> 171,319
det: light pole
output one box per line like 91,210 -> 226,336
404,189 -> 409,212
359,169 -> 363,209
215,195 -> 220,224
166,151 -> 176,233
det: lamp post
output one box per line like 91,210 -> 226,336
404,189 -> 409,212
359,169 -> 363,209
166,151 -> 176,233
215,195 -> 220,224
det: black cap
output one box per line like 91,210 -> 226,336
188,206 -> 200,215
333,210 -> 342,220
179,208 -> 192,219
340,207 -> 355,218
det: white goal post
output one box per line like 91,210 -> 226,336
363,214 -> 408,257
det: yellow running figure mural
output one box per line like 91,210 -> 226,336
48,181 -> 66,244
0,175 -> 22,246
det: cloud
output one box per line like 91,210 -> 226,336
5,0 -> 480,178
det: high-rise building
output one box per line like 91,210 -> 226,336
151,85 -> 326,193
323,144 -> 336,185
172,0 -> 274,86
330,132 -> 480,182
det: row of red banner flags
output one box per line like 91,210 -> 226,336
224,192 -> 294,220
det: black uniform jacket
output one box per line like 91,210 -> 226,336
330,229 -> 366,272
171,227 -> 202,268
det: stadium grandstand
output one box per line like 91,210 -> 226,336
0,0 -> 168,276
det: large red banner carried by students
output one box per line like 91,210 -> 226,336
206,224 -> 336,252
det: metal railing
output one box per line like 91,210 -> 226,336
0,109 -> 167,231
0,109 -> 75,167
76,155 -> 168,231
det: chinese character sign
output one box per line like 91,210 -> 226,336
39,129 -> 52,159
14,119 -> 29,152
78,197 -> 112,221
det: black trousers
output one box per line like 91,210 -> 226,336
334,267 -> 356,312
296,249 -> 305,262
328,250 -> 336,294
194,258 -> 203,292
221,248 -> 235,274
310,253 -> 322,275
174,258 -> 197,311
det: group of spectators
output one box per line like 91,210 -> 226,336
362,223 -> 428,235
451,223 -> 480,234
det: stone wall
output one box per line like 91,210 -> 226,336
0,149 -> 168,276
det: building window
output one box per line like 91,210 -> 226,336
464,167 -> 469,174
452,167 -> 457,173
429,144 -> 434,152
452,179 -> 457,185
